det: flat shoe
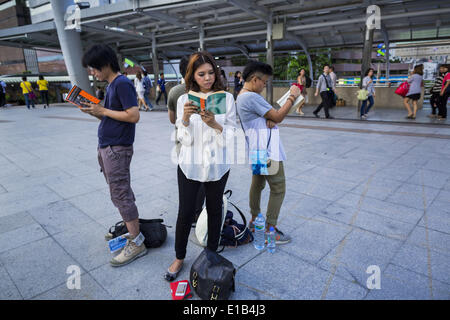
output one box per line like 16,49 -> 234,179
164,264 -> 183,282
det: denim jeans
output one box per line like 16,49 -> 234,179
143,92 -> 153,109
361,95 -> 374,116
24,93 -> 35,109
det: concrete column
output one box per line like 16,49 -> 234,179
359,26 -> 374,115
361,26 -> 374,87
50,0 -> 92,94
381,27 -> 390,84
199,25 -> 205,51
151,33 -> 160,84
266,14 -> 274,105
116,51 -> 124,73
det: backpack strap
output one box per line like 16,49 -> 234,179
227,201 -> 248,240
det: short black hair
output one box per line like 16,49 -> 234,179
179,56 -> 189,78
160,72 -> 164,76
143,70 -> 148,76
242,60 -> 273,82
39,75 -> 44,80
22,76 -> 27,81
82,44 -> 120,73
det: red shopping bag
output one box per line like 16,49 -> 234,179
395,81 -> 410,97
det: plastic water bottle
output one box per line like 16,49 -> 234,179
253,213 -> 266,250
267,227 -> 276,253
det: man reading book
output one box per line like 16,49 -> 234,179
236,60 -> 300,245
81,44 -> 147,267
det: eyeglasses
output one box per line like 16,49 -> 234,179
256,76 -> 267,86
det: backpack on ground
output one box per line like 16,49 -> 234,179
195,190 -> 253,251
107,218 -> 167,248
190,248 -> 236,300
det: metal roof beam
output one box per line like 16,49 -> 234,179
136,9 -> 193,30
226,0 -> 271,23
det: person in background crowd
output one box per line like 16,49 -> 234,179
403,64 -> 424,120
429,65 -> 447,118
96,86 -> 105,101
156,72 -> 167,105
37,75 -> 50,109
0,79 -> 6,107
134,71 -> 150,112
20,76 -> 35,110
313,64 -> 335,119
295,68 -> 307,115
167,55 -> 206,227
329,66 -> 337,88
233,71 -> 243,100
329,66 -> 338,108
164,51 -> 237,282
142,70 -> 154,111
221,69 -> 229,91
81,44 -> 145,267
438,64 -> 450,120
360,68 -> 375,119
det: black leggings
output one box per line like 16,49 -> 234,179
40,90 -> 49,106
438,92 -> 449,118
175,166 -> 229,260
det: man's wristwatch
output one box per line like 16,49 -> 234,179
182,119 -> 189,126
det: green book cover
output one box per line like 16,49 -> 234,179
188,91 -> 227,115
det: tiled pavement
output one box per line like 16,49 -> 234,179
0,104 -> 449,300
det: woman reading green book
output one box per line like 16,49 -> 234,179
164,51 -> 237,282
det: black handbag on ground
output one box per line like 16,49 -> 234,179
108,218 -> 167,248
190,248 -> 236,300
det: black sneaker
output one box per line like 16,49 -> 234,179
313,112 -> 320,118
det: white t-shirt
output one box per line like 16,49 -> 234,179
176,91 -> 237,182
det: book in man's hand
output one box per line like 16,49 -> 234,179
277,84 -> 304,112
188,90 -> 227,115
65,85 -> 101,109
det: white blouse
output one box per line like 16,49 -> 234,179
134,78 -> 144,92
176,92 -> 237,182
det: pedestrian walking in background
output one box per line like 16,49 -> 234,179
429,65 -> 447,118
37,75 -> 49,108
313,64 -> 335,119
428,65 -> 448,118
221,69 -> 229,91
20,76 -> 36,109
134,71 -> 150,111
0,79 -> 6,107
403,64 -> 424,120
81,44 -> 146,267
142,70 -> 154,110
164,51 -> 237,282
295,68 -> 307,115
438,64 -> 450,120
360,68 -> 376,119
233,71 -> 243,100
156,72 -> 167,105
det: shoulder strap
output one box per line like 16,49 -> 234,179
322,74 -> 331,89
